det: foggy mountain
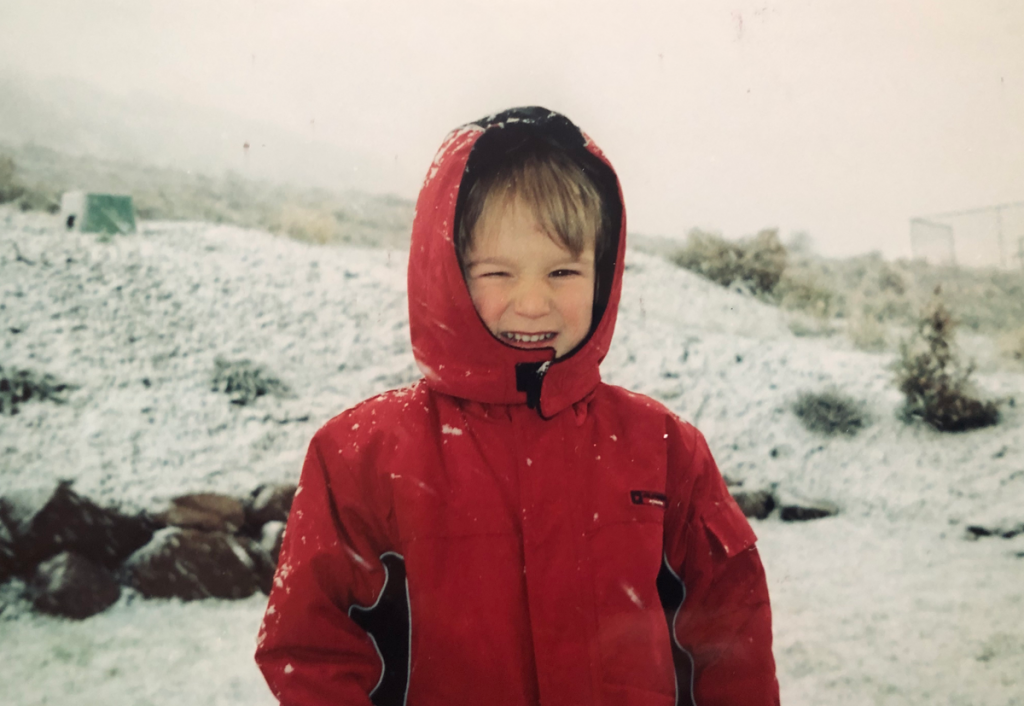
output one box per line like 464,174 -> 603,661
0,73 -> 395,195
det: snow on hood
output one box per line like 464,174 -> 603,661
407,107 -> 626,418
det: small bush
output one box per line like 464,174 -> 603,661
894,297 -> 999,432
273,204 -> 338,245
0,154 -> 61,213
775,266 -> 835,318
16,186 -> 61,214
211,357 -> 291,406
672,228 -> 787,296
0,364 -> 76,415
792,389 -> 868,436
0,155 -> 26,204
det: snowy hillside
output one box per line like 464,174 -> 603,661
1,208 -> 1022,705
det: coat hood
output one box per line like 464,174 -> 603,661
407,107 -> 626,418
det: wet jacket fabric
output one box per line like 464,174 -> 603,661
255,108 -> 779,706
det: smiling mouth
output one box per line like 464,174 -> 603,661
500,331 -> 556,344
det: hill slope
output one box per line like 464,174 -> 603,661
1,208 -> 1022,705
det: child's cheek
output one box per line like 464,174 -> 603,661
469,281 -> 507,332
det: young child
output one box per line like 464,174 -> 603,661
256,107 -> 779,706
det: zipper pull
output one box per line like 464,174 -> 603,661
515,361 -> 550,410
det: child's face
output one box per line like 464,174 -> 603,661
463,196 -> 595,358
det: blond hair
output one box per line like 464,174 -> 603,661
456,140 -> 608,267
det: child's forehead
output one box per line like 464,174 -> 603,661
475,203 -> 591,250
476,192 -> 594,241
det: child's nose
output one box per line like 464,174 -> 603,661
512,283 -> 551,317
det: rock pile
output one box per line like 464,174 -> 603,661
0,480 -> 295,619
0,474 -> 839,620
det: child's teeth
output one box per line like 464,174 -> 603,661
506,333 -> 551,342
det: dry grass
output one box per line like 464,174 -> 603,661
0,155 -> 21,203
272,205 -> 338,245
846,310 -> 890,352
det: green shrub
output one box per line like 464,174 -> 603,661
0,364 -> 77,415
211,357 -> 290,406
775,266 -> 835,318
672,228 -> 787,296
792,389 -> 868,436
894,297 -> 999,432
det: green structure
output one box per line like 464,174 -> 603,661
60,191 -> 136,234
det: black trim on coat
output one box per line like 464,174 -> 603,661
658,555 -> 697,706
350,553 -> 411,706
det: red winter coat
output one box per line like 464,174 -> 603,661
256,108 -> 779,706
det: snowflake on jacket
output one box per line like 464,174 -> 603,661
255,107 -> 779,706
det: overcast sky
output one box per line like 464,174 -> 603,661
1,0 -> 1022,257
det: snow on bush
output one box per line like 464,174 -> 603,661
671,228 -> 788,296
792,388 -> 868,437
211,357 -> 291,407
671,229 -> 838,324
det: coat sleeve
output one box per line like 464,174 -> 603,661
663,421 -> 780,706
255,426 -> 396,706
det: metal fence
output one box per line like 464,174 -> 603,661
910,202 -> 1024,270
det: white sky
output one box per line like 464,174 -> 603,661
1,0 -> 1023,257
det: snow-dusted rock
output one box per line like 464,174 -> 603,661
153,493 -> 246,533
731,489 -> 776,520
965,519 -> 1024,540
779,499 -> 840,522
243,483 -> 297,532
259,520 -> 286,565
29,551 -> 121,619
236,535 -> 277,595
0,481 -> 154,571
122,527 -> 261,600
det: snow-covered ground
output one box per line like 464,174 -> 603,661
1,208 -> 1022,705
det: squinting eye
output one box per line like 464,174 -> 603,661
551,269 -> 582,278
